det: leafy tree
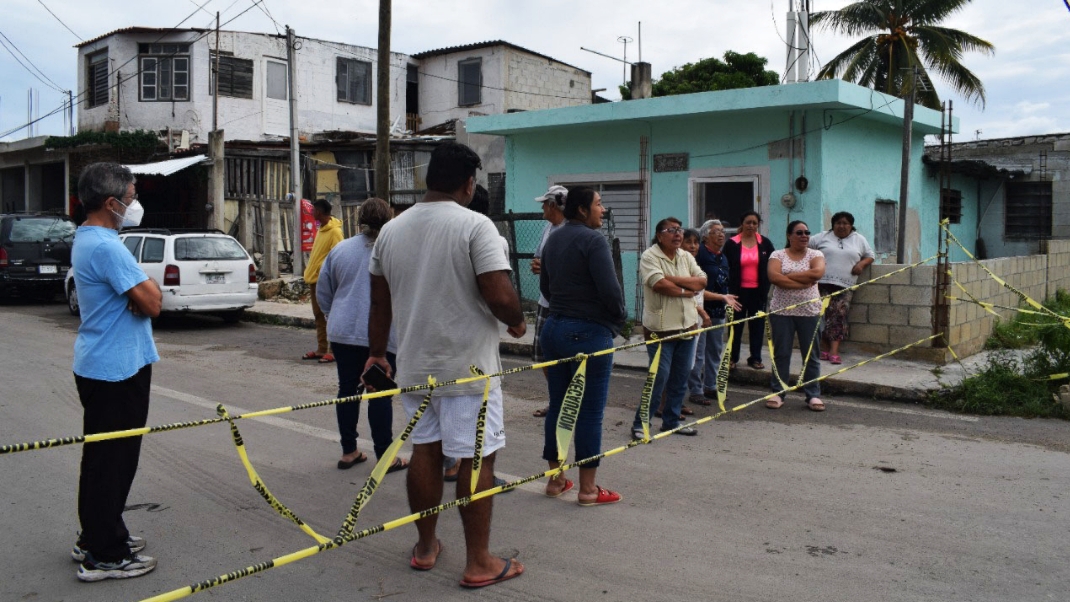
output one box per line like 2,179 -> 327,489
810,0 -> 994,109
619,51 -> 779,99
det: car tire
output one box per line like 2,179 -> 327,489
221,309 -> 244,324
67,282 -> 80,317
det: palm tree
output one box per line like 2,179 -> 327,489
810,0 -> 994,109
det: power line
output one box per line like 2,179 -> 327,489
2,0 -> 266,138
36,0 -> 82,41
0,29 -> 67,94
255,0 -> 282,35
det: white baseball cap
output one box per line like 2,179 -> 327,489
535,185 -> 568,206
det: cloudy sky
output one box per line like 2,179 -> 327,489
1,0 -> 1067,142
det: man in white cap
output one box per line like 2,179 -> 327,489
530,185 -> 568,417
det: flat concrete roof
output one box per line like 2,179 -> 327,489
467,79 -> 950,136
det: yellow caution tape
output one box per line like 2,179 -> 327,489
336,377 -> 434,539
942,223 -> 1069,329
2,256 -> 938,458
637,340 -> 662,441
217,405 -> 329,544
138,332 -> 944,602
469,366 -> 490,494
715,306 -> 735,412
554,355 -> 586,464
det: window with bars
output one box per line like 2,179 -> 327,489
337,57 -> 371,105
1005,181 -> 1052,240
86,50 -> 109,108
210,52 -> 253,99
458,58 -> 482,106
940,188 -> 962,224
139,43 -> 190,102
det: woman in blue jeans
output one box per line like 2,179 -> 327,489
316,198 -> 408,471
538,186 -> 627,506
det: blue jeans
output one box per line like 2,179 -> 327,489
540,315 -> 614,469
688,318 -> 726,394
768,314 -> 822,400
332,342 -> 396,459
633,335 -> 697,431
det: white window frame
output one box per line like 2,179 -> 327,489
687,166 -> 770,234
139,43 -> 190,102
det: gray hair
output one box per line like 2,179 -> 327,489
698,219 -> 723,240
78,162 -> 136,214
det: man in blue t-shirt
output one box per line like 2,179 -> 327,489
70,163 -> 162,582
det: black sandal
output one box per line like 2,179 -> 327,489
747,358 -> 765,370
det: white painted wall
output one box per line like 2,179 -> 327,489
417,47 -> 507,128
77,30 -> 411,143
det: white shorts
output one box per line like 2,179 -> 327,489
401,387 -> 505,459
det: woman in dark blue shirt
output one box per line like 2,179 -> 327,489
538,186 -> 626,506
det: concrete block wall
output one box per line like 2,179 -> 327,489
503,48 -> 589,112
848,264 -> 935,355
1043,239 -> 1070,299
944,254 -> 1049,356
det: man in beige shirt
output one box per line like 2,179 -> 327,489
631,217 -> 707,439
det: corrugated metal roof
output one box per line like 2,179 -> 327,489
411,40 -> 590,74
125,155 -> 208,177
75,27 -> 201,48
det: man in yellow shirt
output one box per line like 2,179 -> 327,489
302,199 -> 344,363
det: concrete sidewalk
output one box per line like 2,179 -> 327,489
244,300 -> 987,401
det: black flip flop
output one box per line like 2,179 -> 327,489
336,452 -> 368,469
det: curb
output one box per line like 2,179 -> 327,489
243,309 -> 315,329
248,309 -> 929,402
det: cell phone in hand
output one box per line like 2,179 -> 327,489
361,364 -> 397,392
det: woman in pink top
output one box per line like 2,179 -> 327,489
766,220 -> 826,411
722,211 -> 776,370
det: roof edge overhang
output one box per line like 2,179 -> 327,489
467,79 -> 951,137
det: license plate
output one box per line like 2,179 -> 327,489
206,274 -> 225,284
38,265 -> 57,274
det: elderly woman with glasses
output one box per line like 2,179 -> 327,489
630,217 -> 707,439
808,211 -> 874,364
766,220 -> 826,411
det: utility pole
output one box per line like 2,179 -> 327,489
375,0 -> 392,203
286,25 -> 304,277
207,11 -> 225,234
212,12 -> 219,132
895,66 -> 918,262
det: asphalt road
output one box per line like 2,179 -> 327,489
1,301 -> 1068,602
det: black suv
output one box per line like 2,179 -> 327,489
0,213 -> 76,299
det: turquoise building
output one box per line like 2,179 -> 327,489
468,79 -> 963,313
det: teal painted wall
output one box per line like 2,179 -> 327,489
499,106 -> 943,308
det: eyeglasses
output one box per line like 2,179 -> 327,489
659,227 -> 683,234
793,230 -> 811,236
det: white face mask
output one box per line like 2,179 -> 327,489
111,198 -> 144,229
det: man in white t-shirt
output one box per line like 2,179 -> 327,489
366,142 -> 526,588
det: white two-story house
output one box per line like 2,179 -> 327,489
76,26 -> 412,143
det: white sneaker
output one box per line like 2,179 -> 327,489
77,553 -> 157,582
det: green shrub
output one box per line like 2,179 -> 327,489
934,289 -> 1070,419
